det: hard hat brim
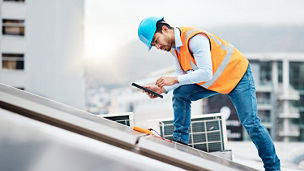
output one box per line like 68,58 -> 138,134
138,16 -> 164,51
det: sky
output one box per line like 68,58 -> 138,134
84,0 -> 304,62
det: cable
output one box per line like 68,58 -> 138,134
148,128 -> 173,143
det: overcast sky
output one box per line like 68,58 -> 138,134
84,0 -> 304,60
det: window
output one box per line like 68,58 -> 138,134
258,110 -> 271,122
256,92 -> 271,105
260,61 -> 272,85
2,19 -> 25,36
290,62 -> 304,91
2,53 -> 24,70
278,61 -> 283,83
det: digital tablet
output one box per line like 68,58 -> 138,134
131,83 -> 163,98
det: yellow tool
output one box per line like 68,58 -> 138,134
133,126 -> 152,135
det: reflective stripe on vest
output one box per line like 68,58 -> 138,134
170,49 -> 198,72
175,27 -> 248,93
184,29 -> 234,89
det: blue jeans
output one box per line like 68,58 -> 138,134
172,65 -> 281,170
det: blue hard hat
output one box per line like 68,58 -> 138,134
138,16 -> 164,50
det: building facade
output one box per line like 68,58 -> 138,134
0,0 -> 85,109
249,53 -> 303,142
205,53 -> 304,141
101,53 -> 304,142
107,67 -> 203,126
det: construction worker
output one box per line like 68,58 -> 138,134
137,17 -> 280,171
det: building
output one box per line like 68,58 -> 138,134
108,67 -> 203,126
205,53 -> 304,142
107,53 -> 304,142
0,0 -> 85,109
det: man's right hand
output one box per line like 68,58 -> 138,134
142,85 -> 166,99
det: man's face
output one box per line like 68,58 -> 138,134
151,26 -> 172,52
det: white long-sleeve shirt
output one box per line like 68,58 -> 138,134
164,28 -> 213,92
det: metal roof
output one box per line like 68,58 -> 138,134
0,83 -> 258,171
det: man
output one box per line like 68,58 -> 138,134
137,16 -> 280,171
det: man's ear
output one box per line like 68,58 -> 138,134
162,25 -> 168,32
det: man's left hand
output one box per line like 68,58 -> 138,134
156,76 -> 178,88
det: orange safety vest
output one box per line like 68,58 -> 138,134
170,27 -> 249,94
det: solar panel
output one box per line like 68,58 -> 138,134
0,84 -> 255,170
101,112 -> 134,127
159,114 -> 227,152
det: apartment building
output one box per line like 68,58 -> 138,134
0,0 -> 85,109
107,67 -> 204,125
205,53 -> 304,141
251,53 -> 303,142
105,53 -> 304,142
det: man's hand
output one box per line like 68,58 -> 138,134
156,76 -> 178,88
142,85 -> 166,99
